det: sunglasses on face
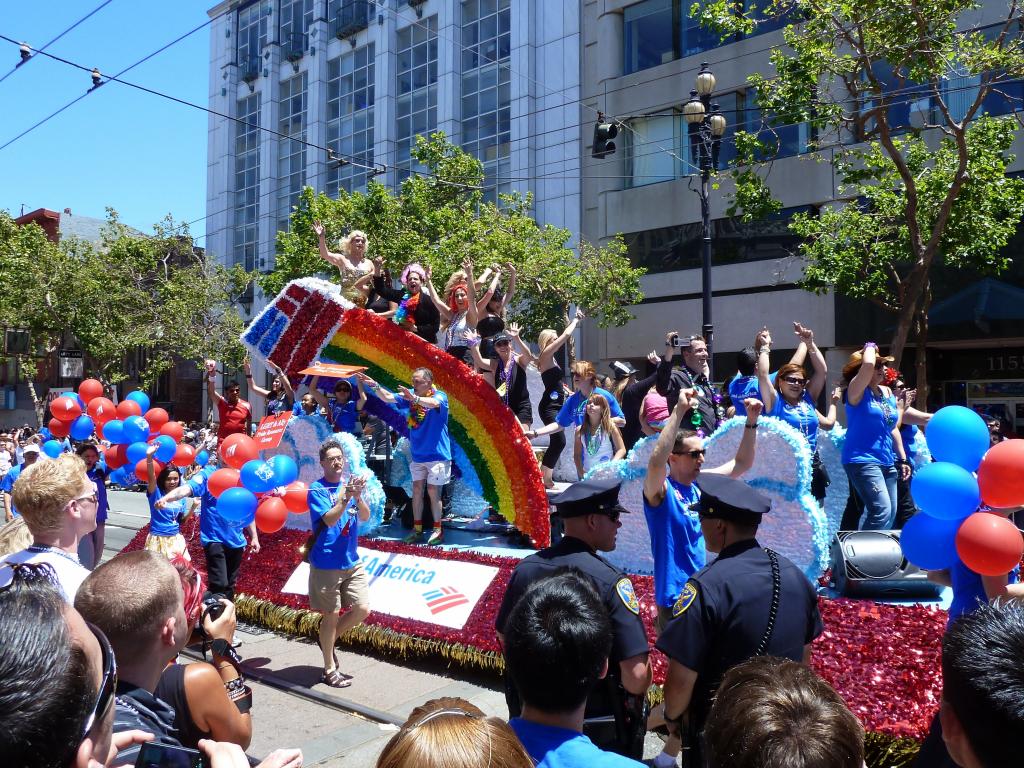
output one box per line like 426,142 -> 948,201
782,377 -> 806,386
592,509 -> 621,523
672,448 -> 706,459
81,621 -> 118,739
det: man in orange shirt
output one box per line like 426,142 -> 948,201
206,360 -> 253,442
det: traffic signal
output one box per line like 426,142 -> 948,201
592,120 -> 618,158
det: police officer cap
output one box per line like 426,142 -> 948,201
551,476 -> 629,518
690,474 -> 771,522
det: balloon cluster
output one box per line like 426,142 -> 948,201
901,406 -> 1024,577
202,433 -> 310,535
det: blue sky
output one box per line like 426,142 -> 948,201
0,2 -> 214,241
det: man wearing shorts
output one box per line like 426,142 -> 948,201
308,438 -> 371,688
358,367 -> 450,545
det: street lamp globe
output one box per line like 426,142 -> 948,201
683,90 -> 706,124
695,63 -> 716,96
708,108 -> 727,137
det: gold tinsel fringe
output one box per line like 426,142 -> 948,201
234,593 -> 922,768
233,593 -> 506,674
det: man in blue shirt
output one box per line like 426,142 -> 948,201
2,443 -> 40,521
154,461 -> 259,600
307,438 -> 370,688
505,571 -> 645,768
360,368 -> 450,546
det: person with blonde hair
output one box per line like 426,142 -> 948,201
424,260 -> 492,365
376,697 -> 532,768
312,221 -> 375,307
0,453 -> 97,600
574,394 -> 626,479
531,309 -> 583,487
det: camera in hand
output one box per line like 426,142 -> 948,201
134,742 -> 205,768
201,593 -> 227,624
671,334 -> 692,348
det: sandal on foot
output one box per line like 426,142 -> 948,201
320,668 -> 352,688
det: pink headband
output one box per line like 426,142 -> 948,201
401,263 -> 425,286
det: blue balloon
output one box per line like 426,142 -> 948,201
122,415 -> 149,444
195,449 -> 210,467
39,428 -> 51,440
126,390 -> 151,413
154,435 -> 177,463
103,419 -> 126,444
69,414 -> 95,441
126,441 -> 150,465
925,405 -> 990,472
42,439 -> 62,459
268,454 -> 298,487
912,461 -> 981,521
899,512 -> 962,570
218,487 -> 257,525
240,459 -> 276,494
111,467 -> 136,487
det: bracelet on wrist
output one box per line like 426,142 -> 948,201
744,422 -> 758,430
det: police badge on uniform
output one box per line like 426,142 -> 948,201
672,582 -> 698,617
615,578 -> 640,614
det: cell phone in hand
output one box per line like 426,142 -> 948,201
135,742 -> 206,768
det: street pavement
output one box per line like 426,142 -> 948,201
102,489 -> 665,767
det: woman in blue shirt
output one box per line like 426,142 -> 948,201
144,444 -> 192,561
757,324 -> 829,504
840,344 -> 910,530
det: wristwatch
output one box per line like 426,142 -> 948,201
210,638 -> 243,668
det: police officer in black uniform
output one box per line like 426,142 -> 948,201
657,473 -> 823,767
495,476 -> 652,760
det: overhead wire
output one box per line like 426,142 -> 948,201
0,0 -> 116,85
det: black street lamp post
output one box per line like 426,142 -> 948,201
683,62 -> 727,380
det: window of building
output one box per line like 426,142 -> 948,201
329,0 -> 372,39
327,44 -> 376,195
624,113 -> 679,188
278,73 -> 307,233
237,2 -> 269,81
625,205 -> 816,273
623,0 -> 732,75
461,0 -> 511,201
279,0 -> 314,60
395,16 -> 439,183
234,94 -> 261,272
742,92 -> 813,159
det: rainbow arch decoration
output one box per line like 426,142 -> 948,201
241,277 -> 550,546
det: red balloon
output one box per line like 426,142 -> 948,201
255,496 -> 288,534
116,400 -> 142,419
134,458 -> 164,483
978,439 -> 1024,509
48,417 -> 70,439
159,421 -> 185,443
50,397 -> 81,422
87,397 -> 116,423
208,468 -> 241,498
219,433 -> 259,470
281,480 -> 309,514
105,444 -> 127,470
78,379 -> 104,404
145,408 -> 170,431
172,444 -> 195,468
956,511 -> 1024,576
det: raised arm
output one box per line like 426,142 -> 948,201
423,266 -> 452,321
466,332 -> 493,374
755,328 -> 777,412
475,266 -> 500,315
270,361 -> 294,404
309,375 -> 329,411
243,358 -> 271,399
313,220 -> 346,270
819,386 -> 841,429
502,263 -> 516,310
537,309 -> 584,369
709,399 -> 762,478
354,377 -> 368,413
643,388 -> 695,506
357,373 -> 397,404
847,343 -> 878,406
399,386 -> 443,410
205,360 -> 225,405
146,444 -> 160,495
463,259 -> 481,328
795,323 -> 827,400
506,323 -> 534,367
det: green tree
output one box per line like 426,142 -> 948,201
0,210 -> 252,398
264,134 -> 645,345
700,0 -> 1024,393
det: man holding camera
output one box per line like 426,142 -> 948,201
656,331 -> 721,435
74,551 -> 245,764
308,438 -> 371,688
